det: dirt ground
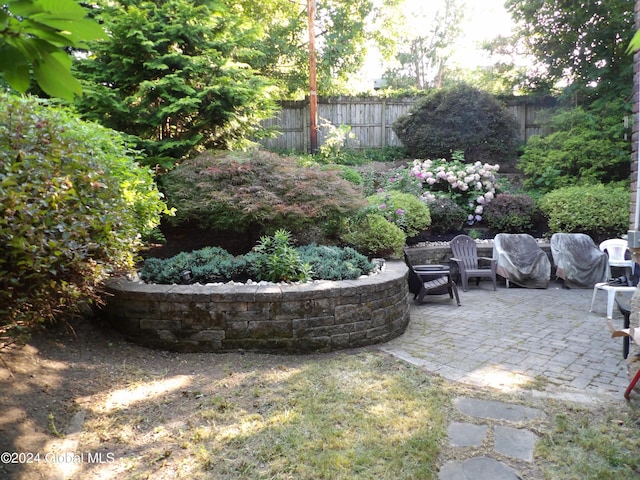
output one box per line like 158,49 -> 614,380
0,318 -> 322,480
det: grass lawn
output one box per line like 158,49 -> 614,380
2,322 -> 640,480
74,350 -> 451,479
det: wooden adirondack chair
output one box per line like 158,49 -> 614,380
449,234 -> 497,291
403,252 -> 461,306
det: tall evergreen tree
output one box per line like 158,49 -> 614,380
73,0 -> 279,168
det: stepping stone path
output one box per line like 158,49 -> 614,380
439,397 -> 545,480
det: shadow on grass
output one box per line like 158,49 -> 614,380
0,320 -> 451,480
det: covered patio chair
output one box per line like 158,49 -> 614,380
404,252 -> 461,305
550,233 -> 608,288
449,234 -> 497,291
493,233 -> 550,288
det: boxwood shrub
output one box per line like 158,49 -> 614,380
539,184 -> 629,239
341,213 -> 406,259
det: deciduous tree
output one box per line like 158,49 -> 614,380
506,0 -> 634,102
0,0 -> 105,100
227,0 -> 403,97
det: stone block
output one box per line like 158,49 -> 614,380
330,333 -> 351,348
140,319 -> 181,330
156,329 -> 178,342
188,330 -> 226,342
248,320 -> 293,339
335,304 -> 371,323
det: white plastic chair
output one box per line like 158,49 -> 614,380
599,239 -> 634,276
590,239 -> 636,319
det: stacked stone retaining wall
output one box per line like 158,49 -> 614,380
101,261 -> 410,353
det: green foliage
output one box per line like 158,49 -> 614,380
228,0 -> 402,97
297,244 -> 374,280
73,0 -> 278,168
506,0 -> 634,103
483,193 -> 537,233
0,93 -> 169,333
378,165 -> 424,196
162,149 -> 367,237
247,230 -> 312,283
517,103 -> 631,193
139,247 -> 243,284
335,165 -> 363,185
423,196 -> 467,234
0,0 -> 106,100
367,191 -> 431,237
392,84 -> 519,164
318,120 -> 358,163
382,0 -> 464,89
342,214 -> 406,259
539,184 -> 629,239
139,241 -> 374,284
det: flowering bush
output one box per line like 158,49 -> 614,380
378,166 -> 424,196
410,152 -> 500,225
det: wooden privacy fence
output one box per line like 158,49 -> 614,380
259,96 -> 555,153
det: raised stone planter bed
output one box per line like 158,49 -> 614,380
101,261 -> 410,353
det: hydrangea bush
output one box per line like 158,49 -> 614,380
410,152 -> 500,225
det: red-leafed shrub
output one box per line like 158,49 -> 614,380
161,149 -> 367,237
483,193 -> 537,233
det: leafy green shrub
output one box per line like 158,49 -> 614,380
518,102 -> 631,193
246,230 -> 311,283
161,149 -> 367,236
342,214 -> 406,259
299,145 -> 408,167
539,184 -> 629,239
0,93 -> 169,334
318,120 -> 358,163
335,165 -> 362,185
483,193 -> 537,233
297,244 -> 374,280
423,196 -> 467,234
367,191 -> 431,237
392,83 -> 519,164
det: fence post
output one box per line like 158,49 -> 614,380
381,98 -> 387,148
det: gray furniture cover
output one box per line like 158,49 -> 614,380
493,233 -> 551,288
550,233 -> 608,288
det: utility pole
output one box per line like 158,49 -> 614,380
307,0 -> 318,154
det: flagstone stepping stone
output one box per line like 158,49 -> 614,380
439,457 -> 521,480
447,422 -> 488,447
455,397 -> 545,422
494,425 -> 538,462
